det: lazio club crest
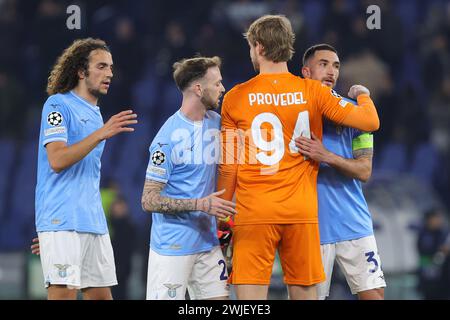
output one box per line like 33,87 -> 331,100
164,283 -> 182,298
54,264 -> 71,278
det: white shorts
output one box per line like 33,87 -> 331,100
38,231 -> 118,290
146,246 -> 230,300
317,235 -> 386,299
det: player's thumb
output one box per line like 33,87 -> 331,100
213,189 -> 226,196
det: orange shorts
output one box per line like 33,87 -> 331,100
230,224 -> 325,286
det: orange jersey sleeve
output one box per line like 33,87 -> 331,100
217,95 -> 238,201
310,80 -> 380,131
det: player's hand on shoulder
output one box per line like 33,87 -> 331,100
30,237 -> 40,255
198,189 -> 236,219
348,85 -> 370,99
98,109 -> 138,140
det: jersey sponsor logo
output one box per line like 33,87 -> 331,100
80,118 -> 90,124
151,150 -> 166,165
164,283 -> 182,298
47,111 -> 63,126
44,126 -> 67,137
147,166 -> 166,177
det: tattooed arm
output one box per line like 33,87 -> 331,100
295,132 -> 373,182
141,179 -> 237,218
324,147 -> 373,182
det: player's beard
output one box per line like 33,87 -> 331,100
320,76 -> 336,88
86,79 -> 108,99
85,75 -> 109,98
88,87 -> 103,98
201,90 -> 220,110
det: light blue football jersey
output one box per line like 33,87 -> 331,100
35,91 -> 107,234
318,97 -> 374,244
145,110 -> 221,255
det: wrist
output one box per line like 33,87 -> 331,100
93,128 -> 106,142
195,198 -> 199,211
325,151 -> 339,166
196,198 -> 204,211
357,92 -> 370,98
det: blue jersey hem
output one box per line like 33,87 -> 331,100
42,137 -> 68,146
145,176 -> 168,184
150,243 -> 219,256
36,227 -> 108,235
320,231 -> 374,245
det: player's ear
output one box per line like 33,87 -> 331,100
78,68 -> 86,80
255,41 -> 264,56
192,83 -> 202,97
301,66 -> 310,78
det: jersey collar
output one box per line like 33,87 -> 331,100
177,109 -> 204,127
69,91 -> 100,112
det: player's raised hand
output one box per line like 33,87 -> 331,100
98,110 -> 138,140
295,132 -> 332,163
30,237 -> 40,255
348,85 -> 370,99
197,189 -> 237,219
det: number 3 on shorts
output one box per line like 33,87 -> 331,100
365,251 -> 379,273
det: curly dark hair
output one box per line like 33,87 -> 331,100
46,38 -> 110,95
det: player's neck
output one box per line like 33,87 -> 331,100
180,100 -> 205,122
258,61 -> 289,74
72,86 -> 98,106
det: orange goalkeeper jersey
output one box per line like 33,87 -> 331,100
218,72 -> 379,225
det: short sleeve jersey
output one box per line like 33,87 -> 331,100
35,91 -> 107,234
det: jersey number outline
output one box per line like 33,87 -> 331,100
251,111 -> 310,166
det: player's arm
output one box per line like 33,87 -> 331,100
141,179 -> 236,218
296,132 -> 373,182
343,85 -> 380,132
217,95 -> 238,201
47,110 -> 137,173
317,84 -> 380,132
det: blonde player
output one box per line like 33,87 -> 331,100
217,15 -> 380,300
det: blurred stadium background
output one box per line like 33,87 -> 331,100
0,0 -> 449,300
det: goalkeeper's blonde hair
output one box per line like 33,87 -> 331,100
244,15 -> 295,63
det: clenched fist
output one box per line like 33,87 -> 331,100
348,85 -> 370,99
